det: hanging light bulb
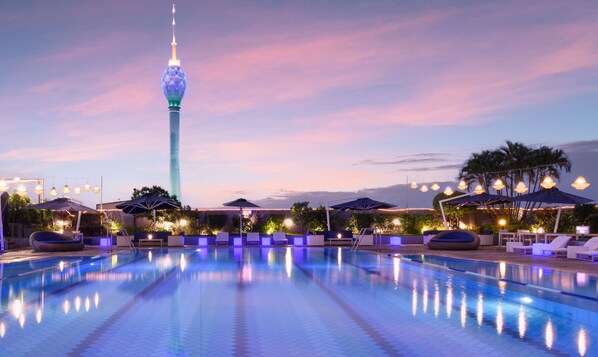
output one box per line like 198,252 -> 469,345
457,180 -> 467,190
420,184 -> 429,192
74,186 -> 82,195
540,176 -> 556,189
431,183 -> 440,191
571,176 -> 590,190
49,187 -> 58,196
62,184 -> 70,194
0,180 -> 8,192
444,186 -> 454,196
93,185 -> 101,193
84,183 -> 91,192
16,185 -> 28,197
473,184 -> 485,194
410,181 -> 418,189
492,178 -> 505,191
34,184 -> 44,195
514,181 -> 528,194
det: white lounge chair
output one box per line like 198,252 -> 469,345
215,232 -> 229,245
272,232 -> 288,245
512,235 -> 571,255
247,232 -> 260,245
574,237 -> 598,261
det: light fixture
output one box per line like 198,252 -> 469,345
49,187 -> 58,196
473,184 -> 484,194
420,184 -> 429,192
16,185 -> 27,197
179,219 -> 188,227
444,186 -> 454,196
492,178 -> 505,191
514,181 -> 528,194
540,176 -> 556,189
74,186 -> 82,195
571,176 -> 590,190
84,183 -> 91,192
410,181 -> 418,189
457,180 -> 467,190
431,183 -> 440,191
498,219 -> 506,228
392,218 -> 400,226
93,185 -> 100,193
283,218 -> 294,227
0,180 -> 8,192
62,184 -> 70,194
13,177 -> 20,182
34,184 -> 44,195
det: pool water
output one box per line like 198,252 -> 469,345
0,248 -> 595,356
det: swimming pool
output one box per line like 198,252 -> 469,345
0,248 -> 595,356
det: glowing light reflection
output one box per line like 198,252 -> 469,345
460,292 -> 467,328
94,292 -> 100,309
59,261 -> 65,272
545,320 -> 554,350
538,268 -> 543,280
578,328 -> 587,356
63,300 -> 70,315
446,282 -> 453,318
85,297 -> 91,312
412,280 -> 418,316
180,254 -> 187,272
12,298 -> 23,319
422,283 -> 428,313
285,247 -> 292,278
393,257 -> 400,285
75,296 -> 81,312
496,304 -> 503,335
0,322 -> 5,338
477,293 -> 483,326
337,247 -> 342,271
434,283 -> 440,318
111,255 -> 118,267
499,262 -> 506,279
18,314 -> 25,329
148,251 -> 153,262
518,306 -> 526,338
36,309 -> 42,324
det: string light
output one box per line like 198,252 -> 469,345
514,181 -> 529,194
431,183 -> 440,191
49,187 -> 58,196
420,185 -> 429,192
540,176 -> 556,189
492,179 -> 505,191
410,181 -> 418,189
444,186 -> 454,196
473,184 -> 484,194
62,184 -> 70,194
457,180 -> 467,190
571,176 -> 590,190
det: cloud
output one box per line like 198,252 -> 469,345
358,153 -> 451,165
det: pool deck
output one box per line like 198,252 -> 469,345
1,244 -> 597,278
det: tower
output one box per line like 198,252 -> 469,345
161,4 -> 187,202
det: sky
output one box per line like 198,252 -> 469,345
1,0 -> 597,209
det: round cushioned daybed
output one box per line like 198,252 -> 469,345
427,230 -> 480,250
29,231 -> 85,252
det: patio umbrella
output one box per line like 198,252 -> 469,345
223,198 -> 260,239
446,193 -> 513,207
510,187 -> 594,232
328,197 -> 396,230
28,197 -> 97,231
116,194 -> 180,230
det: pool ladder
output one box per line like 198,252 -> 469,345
351,228 -> 371,251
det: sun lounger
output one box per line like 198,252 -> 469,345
215,232 -> 229,245
272,232 -> 288,245
512,235 -> 571,255
247,232 -> 260,245
573,237 -> 598,261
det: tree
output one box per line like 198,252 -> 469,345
459,141 -> 572,224
131,185 -> 180,205
432,191 -> 475,229
290,202 -> 312,233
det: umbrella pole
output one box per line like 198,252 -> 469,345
553,206 -> 562,233
239,207 -> 243,239
76,211 -> 82,232
153,210 -> 157,231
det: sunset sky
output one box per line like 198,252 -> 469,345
1,0 -> 597,208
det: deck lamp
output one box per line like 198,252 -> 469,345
499,219 -> 506,230
410,181 -> 418,189
431,183 -> 440,191
443,186 -> 454,196
457,180 -> 467,190
571,176 -> 590,190
492,179 -> 505,191
473,184 -> 484,194
514,181 -> 528,194
540,176 -> 556,189
420,184 -> 429,192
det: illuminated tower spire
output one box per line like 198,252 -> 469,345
161,3 -> 187,202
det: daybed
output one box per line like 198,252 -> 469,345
29,231 -> 85,252
427,230 -> 480,250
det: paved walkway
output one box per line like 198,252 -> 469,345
2,244 -> 597,277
